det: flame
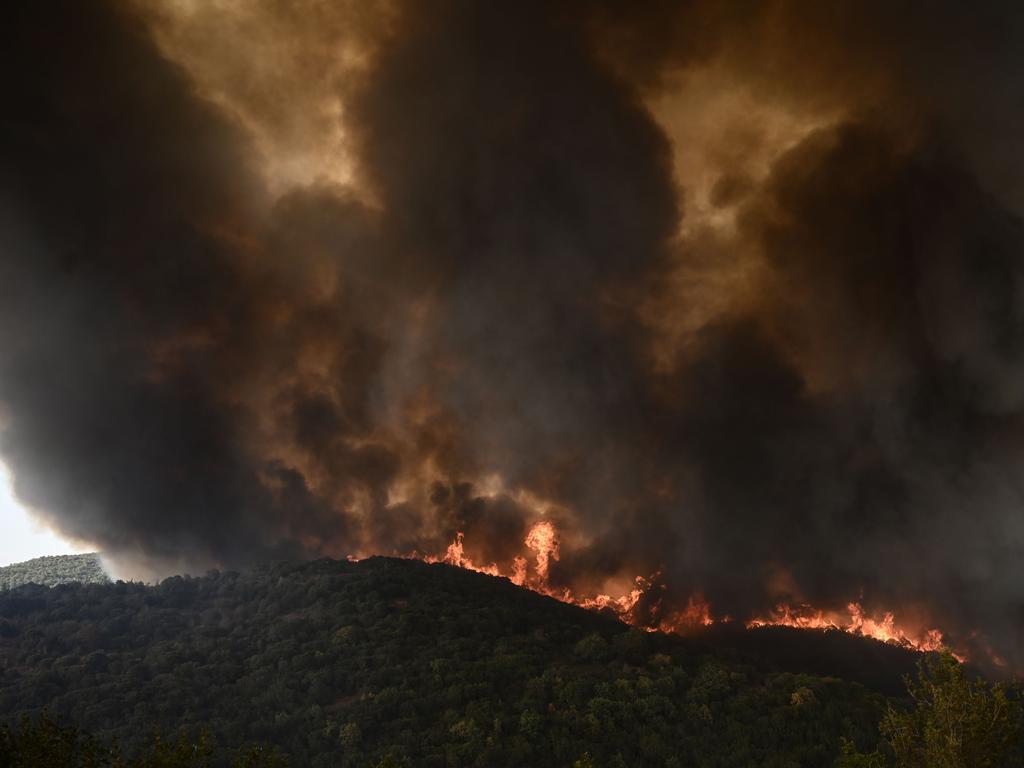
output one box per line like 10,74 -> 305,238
425,531 -> 501,577
578,576 -> 648,616
747,601 -> 961,658
524,520 -> 559,583
660,593 -> 716,632
419,524 -> 722,631
412,522 -> 968,662
510,555 -> 528,587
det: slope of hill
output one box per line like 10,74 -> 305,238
693,623 -> 923,698
0,556 -> 897,767
0,553 -> 109,590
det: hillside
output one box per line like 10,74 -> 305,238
0,553 -> 109,590
0,556 -> 904,767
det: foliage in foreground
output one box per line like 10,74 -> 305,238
837,651 -> 1023,768
0,714 -> 285,768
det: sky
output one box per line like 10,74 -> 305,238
0,461 -> 89,567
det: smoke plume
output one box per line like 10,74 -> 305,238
2,1 -> 1024,668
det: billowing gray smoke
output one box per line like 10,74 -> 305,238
2,1 -> 1023,668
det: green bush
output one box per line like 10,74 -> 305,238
837,651 -> 1023,768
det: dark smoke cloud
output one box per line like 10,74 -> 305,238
706,122 -> 1024,655
2,0 -> 1024,668
0,2 -> 390,572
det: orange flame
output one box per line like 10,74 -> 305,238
414,522 -> 968,662
660,593 -> 716,632
524,520 -> 559,582
747,601 -> 959,658
578,577 -> 648,615
510,555 -> 528,587
425,531 -> 501,577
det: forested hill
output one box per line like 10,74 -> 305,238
0,553 -> 108,590
0,556 -> 913,767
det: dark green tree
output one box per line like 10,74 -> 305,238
838,651 -> 1020,768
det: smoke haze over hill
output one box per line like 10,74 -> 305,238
2,1 -> 1024,668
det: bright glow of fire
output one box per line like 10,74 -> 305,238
747,601 -> 959,658
425,532 -> 501,577
524,520 -> 559,581
660,593 -> 717,633
578,577 -> 649,616
416,521 -> 964,660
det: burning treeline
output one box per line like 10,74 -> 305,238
419,521 -> 957,659
2,1 -> 1024,673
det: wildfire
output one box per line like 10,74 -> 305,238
747,601 -> 957,657
423,521 -> 642,616
524,520 -> 559,582
425,531 -> 501,577
418,523 -> 724,632
416,521 -> 964,660
660,593 -> 717,633
578,577 -> 649,616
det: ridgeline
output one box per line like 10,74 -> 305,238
0,556 -> 928,766
0,553 -> 108,591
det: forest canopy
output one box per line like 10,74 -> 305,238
5,556 -> 1015,767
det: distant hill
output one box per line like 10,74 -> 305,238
0,556 -> 912,767
0,553 -> 108,590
